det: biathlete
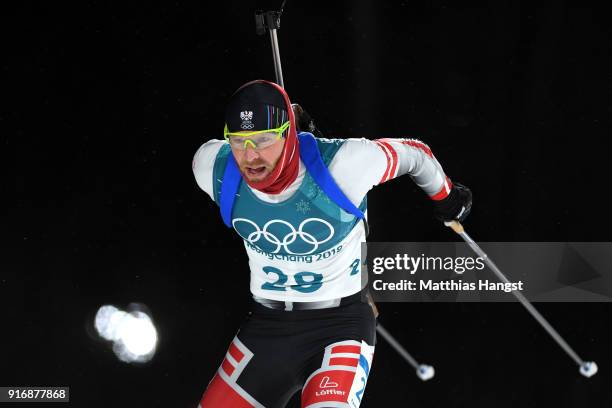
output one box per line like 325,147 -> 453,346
193,79 -> 472,408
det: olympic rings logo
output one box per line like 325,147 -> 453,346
232,218 -> 335,255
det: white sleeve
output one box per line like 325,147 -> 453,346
328,137 -> 452,207
192,139 -> 226,201
374,138 -> 452,200
327,138 -> 389,207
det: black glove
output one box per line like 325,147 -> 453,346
291,103 -> 323,138
432,182 -> 472,223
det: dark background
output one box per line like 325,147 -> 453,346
3,0 -> 611,407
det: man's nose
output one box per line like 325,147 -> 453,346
244,144 -> 259,161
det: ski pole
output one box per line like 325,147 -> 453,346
444,220 -> 598,378
377,323 -> 435,381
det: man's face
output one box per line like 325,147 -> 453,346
231,135 -> 286,183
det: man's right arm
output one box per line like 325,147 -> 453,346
192,139 -> 226,201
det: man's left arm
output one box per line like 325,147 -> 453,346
291,104 -> 472,222
374,137 -> 472,222
328,137 -> 472,223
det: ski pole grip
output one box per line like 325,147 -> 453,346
444,220 -> 464,234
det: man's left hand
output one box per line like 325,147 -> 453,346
432,182 -> 472,223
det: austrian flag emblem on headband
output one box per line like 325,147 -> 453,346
240,111 -> 254,129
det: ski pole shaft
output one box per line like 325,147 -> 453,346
376,324 -> 418,369
445,220 -> 598,377
376,323 -> 435,381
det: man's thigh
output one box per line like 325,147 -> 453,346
300,339 -> 375,408
199,334 -> 300,408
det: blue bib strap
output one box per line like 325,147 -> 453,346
219,133 -> 365,229
219,153 -> 242,228
298,132 -> 365,220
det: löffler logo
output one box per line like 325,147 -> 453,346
316,376 -> 345,397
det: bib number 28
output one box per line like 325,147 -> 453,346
261,266 -> 323,293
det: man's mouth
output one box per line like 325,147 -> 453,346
246,166 -> 266,176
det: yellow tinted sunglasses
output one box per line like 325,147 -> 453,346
224,121 -> 290,150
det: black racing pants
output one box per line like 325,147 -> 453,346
198,292 -> 377,408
